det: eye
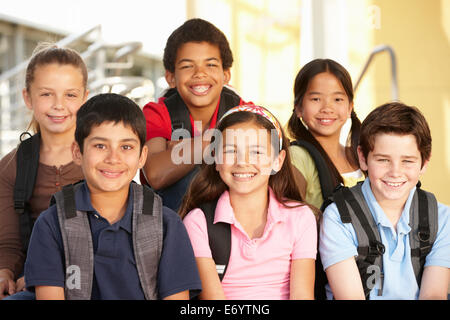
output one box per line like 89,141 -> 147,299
179,64 -> 193,70
311,97 -> 320,102
207,63 -> 218,68
40,92 -> 51,97
67,93 -> 78,98
94,144 -> 106,150
122,145 -> 133,151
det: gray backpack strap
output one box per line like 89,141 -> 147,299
54,183 -> 94,300
334,184 -> 385,299
409,185 -> 438,286
131,183 -> 163,300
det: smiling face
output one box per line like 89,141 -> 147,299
296,72 -> 353,140
23,63 -> 87,136
165,41 -> 230,112
72,121 -> 148,196
215,121 -> 285,198
358,133 -> 428,209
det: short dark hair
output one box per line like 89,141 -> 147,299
163,18 -> 233,73
359,101 -> 432,166
75,93 -> 146,153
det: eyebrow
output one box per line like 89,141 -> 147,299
307,91 -> 346,95
372,153 -> 419,159
177,57 -> 221,65
89,137 -> 139,143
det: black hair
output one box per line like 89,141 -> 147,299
75,93 -> 146,153
288,59 -> 361,187
163,18 -> 233,73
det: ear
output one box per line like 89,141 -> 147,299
357,146 -> 368,171
138,145 -> 148,169
82,89 -> 90,103
223,69 -> 231,85
419,158 -> 430,176
72,141 -> 83,166
348,101 -> 354,118
165,70 -> 176,88
271,149 -> 286,173
294,104 -> 303,119
22,88 -> 33,111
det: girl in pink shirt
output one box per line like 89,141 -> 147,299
180,105 -> 317,300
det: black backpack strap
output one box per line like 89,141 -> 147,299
165,87 -> 242,135
290,140 -> 336,201
199,200 -> 231,281
13,132 -> 41,253
333,186 -> 385,299
409,182 -> 438,286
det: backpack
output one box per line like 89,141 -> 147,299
290,139 -> 338,299
156,86 -> 242,211
50,181 -> 163,300
13,132 -> 41,253
321,182 -> 438,299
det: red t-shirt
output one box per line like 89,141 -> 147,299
142,95 -> 247,141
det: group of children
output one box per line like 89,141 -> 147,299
0,18 -> 448,300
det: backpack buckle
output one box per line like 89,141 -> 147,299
418,231 -> 430,242
368,241 -> 385,256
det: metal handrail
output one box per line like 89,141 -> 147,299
353,45 -> 398,100
0,25 -> 101,82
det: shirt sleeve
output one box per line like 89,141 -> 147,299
0,149 -> 25,278
142,99 -> 172,141
292,206 -> 318,260
24,206 -> 65,290
424,202 -> 450,268
289,145 -> 323,209
157,207 -> 202,299
319,203 -> 359,270
182,208 -> 213,258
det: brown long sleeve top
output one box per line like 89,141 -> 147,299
0,148 -> 83,279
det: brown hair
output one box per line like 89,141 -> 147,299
179,110 -> 309,219
287,58 -> 361,187
25,42 -> 88,133
359,101 -> 432,167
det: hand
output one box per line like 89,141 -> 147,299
15,276 -> 26,292
0,269 -> 16,299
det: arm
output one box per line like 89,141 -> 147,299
418,266 -> 449,300
142,137 -> 195,190
163,290 -> 189,300
325,257 -> 365,299
195,257 -> 226,300
35,286 -> 65,300
290,259 -> 315,300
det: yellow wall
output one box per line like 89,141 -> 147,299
360,0 -> 450,204
188,0 -> 450,204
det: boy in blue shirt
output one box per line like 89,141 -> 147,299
319,102 -> 449,299
24,93 -> 202,299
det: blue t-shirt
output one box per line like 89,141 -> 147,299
24,182 -> 202,299
319,178 -> 450,300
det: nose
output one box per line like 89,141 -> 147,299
319,97 -> 335,113
105,148 -> 121,164
52,94 -> 65,110
193,65 -> 207,78
388,161 -> 402,177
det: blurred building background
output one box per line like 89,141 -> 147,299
0,0 -> 449,204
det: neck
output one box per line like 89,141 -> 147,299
229,187 -> 269,239
315,135 -> 356,173
186,99 -> 220,132
89,187 -> 129,225
40,127 -> 76,151
378,200 -> 406,231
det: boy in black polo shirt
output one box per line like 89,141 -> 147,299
24,93 -> 201,299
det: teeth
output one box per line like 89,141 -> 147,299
319,119 -> 333,123
192,85 -> 210,93
233,173 -> 255,178
386,181 -> 403,187
49,116 -> 66,120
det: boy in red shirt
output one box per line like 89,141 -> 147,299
142,18 -> 247,211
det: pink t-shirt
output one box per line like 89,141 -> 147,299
183,189 -> 317,300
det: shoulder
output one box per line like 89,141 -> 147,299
142,98 -> 172,140
0,147 -> 18,185
32,204 -> 62,240
182,208 -> 208,232
289,144 -> 316,171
